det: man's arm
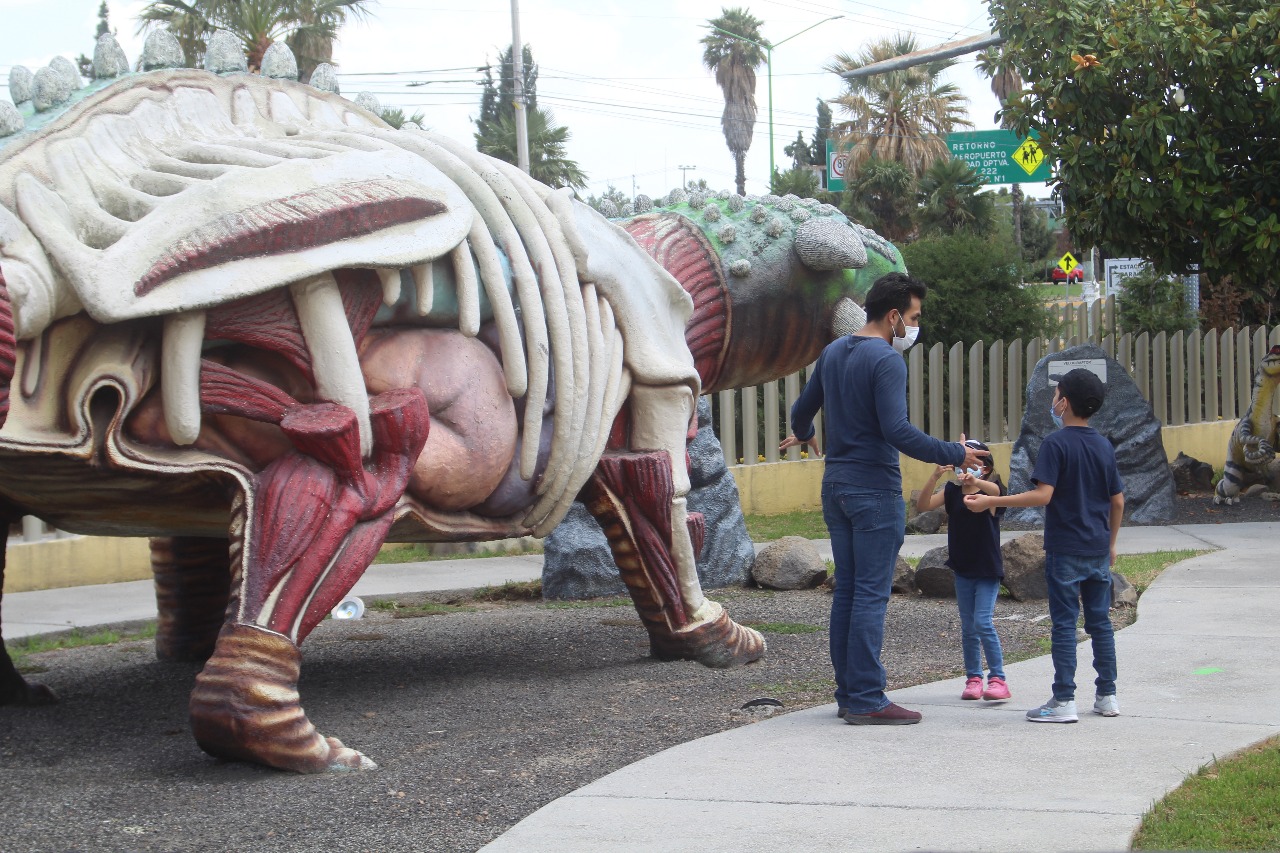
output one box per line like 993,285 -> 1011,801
788,352 -> 825,443
1108,492 -> 1125,566
872,357 -> 966,467
964,482 -> 1054,512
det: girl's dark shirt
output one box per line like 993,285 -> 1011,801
942,481 -> 1005,580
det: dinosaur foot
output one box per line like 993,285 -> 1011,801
189,623 -> 375,773
0,669 -> 58,706
647,602 -> 766,669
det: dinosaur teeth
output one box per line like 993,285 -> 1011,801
411,262 -> 433,314
162,310 -> 207,445
377,267 -> 401,306
290,273 -> 372,455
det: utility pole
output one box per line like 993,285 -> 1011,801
510,0 -> 530,173
678,165 -> 696,189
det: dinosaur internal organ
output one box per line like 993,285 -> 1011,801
0,265 -> 14,429
136,181 -> 443,297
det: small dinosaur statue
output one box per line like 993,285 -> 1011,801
1214,344 -> 1280,504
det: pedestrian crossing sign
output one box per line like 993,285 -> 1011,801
1013,138 -> 1045,176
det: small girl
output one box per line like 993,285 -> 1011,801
917,439 -> 1011,701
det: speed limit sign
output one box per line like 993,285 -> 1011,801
826,139 -> 849,191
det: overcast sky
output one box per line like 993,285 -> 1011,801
0,0 -> 1052,200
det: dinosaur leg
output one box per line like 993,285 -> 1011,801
1213,461 -> 1245,505
152,537 -> 231,662
189,372 -> 428,773
585,386 -> 764,668
0,517 -> 57,706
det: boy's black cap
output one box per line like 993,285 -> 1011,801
1057,368 -> 1106,417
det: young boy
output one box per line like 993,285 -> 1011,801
963,368 -> 1125,723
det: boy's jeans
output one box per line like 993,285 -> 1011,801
953,574 -> 1005,679
1045,551 -> 1117,701
822,483 -> 905,715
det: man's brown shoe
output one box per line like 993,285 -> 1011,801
843,702 -> 922,725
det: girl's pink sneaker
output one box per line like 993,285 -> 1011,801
983,677 -> 1011,701
961,677 -> 984,700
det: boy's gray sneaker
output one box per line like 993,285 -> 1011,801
1026,698 -> 1078,723
1093,694 -> 1120,717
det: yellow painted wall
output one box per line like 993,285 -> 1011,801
731,419 -> 1238,516
2,420 -> 1240,592
4,536 -> 152,593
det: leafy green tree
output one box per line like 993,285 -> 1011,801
841,157 -> 916,243
378,106 -> 424,130
1018,205 -> 1052,266
769,166 -> 819,199
700,7 -> 767,196
825,34 -> 972,180
783,131 -> 811,168
1115,266 -> 1197,336
476,106 -> 587,191
473,44 -> 587,191
586,184 -> 630,215
901,234 -> 1054,349
987,0 -> 1280,325
809,98 -> 832,167
136,0 -> 373,74
914,158 -> 994,238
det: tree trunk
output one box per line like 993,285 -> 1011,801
1012,183 -> 1024,262
734,151 -> 746,196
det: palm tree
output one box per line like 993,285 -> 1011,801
825,33 -> 972,180
476,107 -> 588,192
915,158 -> 995,237
137,0 -> 374,76
701,8 -> 767,196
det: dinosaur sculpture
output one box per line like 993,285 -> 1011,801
0,31 -> 899,773
1214,344 -> 1280,504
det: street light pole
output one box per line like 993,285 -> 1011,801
678,164 -> 697,189
708,15 -> 841,187
510,0 -> 530,173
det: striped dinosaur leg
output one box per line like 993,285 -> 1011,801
0,514 -> 57,707
188,364 -> 428,773
151,537 -> 231,662
584,384 -> 764,668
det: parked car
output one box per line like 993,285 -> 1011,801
1050,265 -> 1084,282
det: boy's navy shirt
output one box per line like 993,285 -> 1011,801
1031,425 -> 1124,556
790,335 -> 963,491
943,481 -> 1004,579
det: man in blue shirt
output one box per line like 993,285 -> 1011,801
783,273 -> 982,725
965,368 -> 1125,723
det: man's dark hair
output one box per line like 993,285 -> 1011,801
1057,368 -> 1106,418
863,272 -> 928,323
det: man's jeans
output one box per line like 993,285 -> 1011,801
1045,551 -> 1117,701
953,574 -> 1005,679
822,483 -> 905,714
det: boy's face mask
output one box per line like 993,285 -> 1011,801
954,466 -> 983,478
1050,395 -> 1065,429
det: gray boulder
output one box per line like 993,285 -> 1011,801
751,536 -> 826,590
1169,451 -> 1215,492
1008,344 -> 1175,525
355,91 -> 381,115
1001,533 -> 1048,601
1111,571 -> 1137,607
48,56 -> 83,92
542,396 -> 754,599
913,546 -> 955,598
204,30 -> 247,73
8,66 -> 33,105
141,30 -> 185,70
892,555 -> 917,594
906,507 -> 945,535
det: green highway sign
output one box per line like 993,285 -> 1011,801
946,129 -> 1051,184
826,139 -> 849,192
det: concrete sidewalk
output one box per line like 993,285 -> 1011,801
482,521 -> 1280,852
3,524 -> 1229,640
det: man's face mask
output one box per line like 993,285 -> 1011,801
892,311 -> 919,353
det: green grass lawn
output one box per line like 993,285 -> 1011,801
1133,735 -> 1280,850
744,509 -> 828,541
